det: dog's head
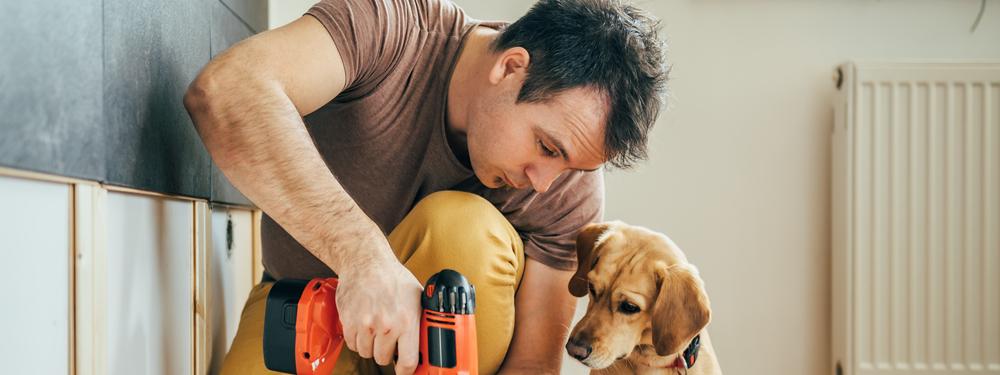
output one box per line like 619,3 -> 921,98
565,221 -> 711,369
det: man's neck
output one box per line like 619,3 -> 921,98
445,26 -> 497,167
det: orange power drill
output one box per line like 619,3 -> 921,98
262,269 -> 478,375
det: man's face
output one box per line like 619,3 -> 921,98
465,83 -> 608,193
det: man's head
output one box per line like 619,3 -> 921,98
462,0 -> 668,192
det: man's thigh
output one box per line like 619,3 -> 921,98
222,191 -> 525,375
220,282 -> 279,375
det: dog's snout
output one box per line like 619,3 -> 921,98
565,337 -> 593,361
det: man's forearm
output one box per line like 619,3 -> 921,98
498,259 -> 577,374
184,57 -> 392,276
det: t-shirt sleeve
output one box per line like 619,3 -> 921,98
518,170 -> 605,271
305,0 -> 412,97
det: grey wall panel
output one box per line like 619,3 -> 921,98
0,0 -> 104,181
220,0 -> 269,33
103,0 -> 213,198
209,1 -> 256,206
1,0 -> 264,206
210,163 -> 253,206
212,1 -> 255,58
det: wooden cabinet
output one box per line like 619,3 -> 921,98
105,192 -> 195,375
0,175 -> 72,374
207,206 -> 256,374
0,170 -> 260,374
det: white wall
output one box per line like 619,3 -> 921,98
597,2 -> 998,375
267,1 -> 1000,374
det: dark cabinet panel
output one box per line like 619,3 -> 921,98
1,0 -> 263,207
0,0 -> 104,181
103,0 -> 212,197
209,1 -> 255,206
220,0 -> 269,33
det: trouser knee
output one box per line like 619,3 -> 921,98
398,191 -> 524,286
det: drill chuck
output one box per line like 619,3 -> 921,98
421,269 -> 476,315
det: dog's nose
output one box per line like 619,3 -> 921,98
565,337 -> 592,361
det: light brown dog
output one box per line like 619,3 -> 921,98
565,221 -> 722,374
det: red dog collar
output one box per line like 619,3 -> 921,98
663,335 -> 701,369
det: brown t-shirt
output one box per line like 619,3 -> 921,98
261,0 -> 604,280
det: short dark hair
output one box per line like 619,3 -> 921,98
493,0 -> 669,169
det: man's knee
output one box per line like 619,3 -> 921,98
406,191 -> 523,285
410,191 -> 517,248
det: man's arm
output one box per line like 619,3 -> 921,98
183,15 -> 423,374
498,258 -> 578,374
184,16 -> 374,270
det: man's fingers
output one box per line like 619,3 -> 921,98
356,323 -> 375,358
342,324 -> 357,353
394,322 -> 419,375
372,327 -> 398,366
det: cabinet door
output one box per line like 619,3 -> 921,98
207,206 -> 255,373
0,175 -> 71,374
105,192 -> 193,375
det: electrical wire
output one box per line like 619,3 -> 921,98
971,0 -> 987,33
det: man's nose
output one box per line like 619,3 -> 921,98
526,161 -> 563,193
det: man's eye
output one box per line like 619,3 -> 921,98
618,301 -> 641,315
538,140 -> 558,157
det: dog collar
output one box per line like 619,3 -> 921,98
663,335 -> 700,369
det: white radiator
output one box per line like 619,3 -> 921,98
832,61 -> 1000,375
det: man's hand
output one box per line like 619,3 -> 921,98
335,238 -> 423,375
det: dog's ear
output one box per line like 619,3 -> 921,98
651,263 -> 711,356
568,222 -> 612,297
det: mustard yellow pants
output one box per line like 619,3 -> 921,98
221,191 -> 525,375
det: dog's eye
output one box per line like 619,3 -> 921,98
618,301 -> 641,315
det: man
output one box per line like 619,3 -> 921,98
184,0 -> 667,373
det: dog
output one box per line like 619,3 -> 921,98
565,221 -> 722,374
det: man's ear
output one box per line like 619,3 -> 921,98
651,263 -> 711,356
488,47 -> 530,85
568,222 -> 612,297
